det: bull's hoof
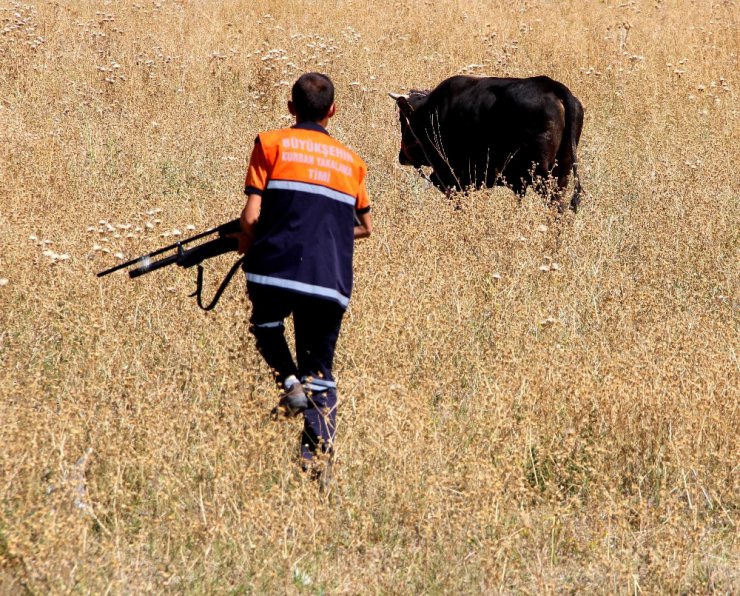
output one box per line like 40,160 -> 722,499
570,192 -> 581,213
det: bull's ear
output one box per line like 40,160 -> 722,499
395,95 -> 414,118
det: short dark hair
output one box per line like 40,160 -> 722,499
291,73 -> 334,122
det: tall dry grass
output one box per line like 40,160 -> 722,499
1,0 -> 737,592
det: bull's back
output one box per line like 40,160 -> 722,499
428,75 -> 568,111
424,76 -> 566,160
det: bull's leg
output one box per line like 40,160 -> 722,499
570,190 -> 581,212
553,171 -> 582,213
549,174 -> 572,214
508,177 -> 527,201
553,147 -> 582,212
430,171 -> 454,198
554,174 -> 574,213
525,131 -> 566,209
527,162 -> 563,212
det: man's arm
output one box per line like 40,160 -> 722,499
234,193 -> 262,254
354,210 -> 372,240
233,135 -> 270,255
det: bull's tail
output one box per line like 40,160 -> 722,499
556,84 -> 585,212
570,158 -> 583,212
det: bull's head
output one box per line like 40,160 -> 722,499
389,91 -> 431,167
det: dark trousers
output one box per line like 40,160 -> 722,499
247,283 -> 344,460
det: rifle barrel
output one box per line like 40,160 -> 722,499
95,222 -> 235,277
128,252 -> 179,278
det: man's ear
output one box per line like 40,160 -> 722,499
327,102 -> 336,119
288,100 -> 297,116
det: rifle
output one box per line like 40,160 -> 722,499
96,218 -> 244,311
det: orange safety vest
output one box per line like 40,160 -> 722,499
243,122 -> 370,308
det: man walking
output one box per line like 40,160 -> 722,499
234,73 -> 372,484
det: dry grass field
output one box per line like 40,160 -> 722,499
1,0 -> 738,593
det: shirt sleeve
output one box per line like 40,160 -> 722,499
355,166 -> 371,214
244,136 -> 270,196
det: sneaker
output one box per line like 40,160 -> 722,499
271,382 -> 307,418
317,459 -> 334,494
300,457 -> 334,494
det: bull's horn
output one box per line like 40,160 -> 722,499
388,92 -> 409,100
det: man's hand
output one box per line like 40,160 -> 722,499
228,231 -> 251,255
354,211 -> 372,240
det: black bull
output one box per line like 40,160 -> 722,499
391,75 -> 584,211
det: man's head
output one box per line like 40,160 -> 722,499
289,73 -> 335,123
